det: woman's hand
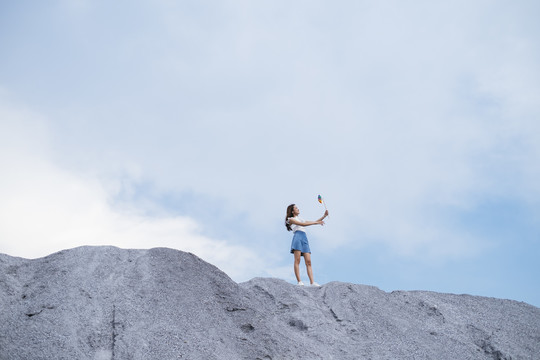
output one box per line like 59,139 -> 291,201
316,210 -> 329,223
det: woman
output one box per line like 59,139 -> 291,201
285,204 -> 328,286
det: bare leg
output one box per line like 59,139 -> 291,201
293,250 -> 302,282
304,253 -> 314,284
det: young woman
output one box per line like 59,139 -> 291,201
285,204 -> 328,286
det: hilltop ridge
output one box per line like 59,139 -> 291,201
1,246 -> 539,359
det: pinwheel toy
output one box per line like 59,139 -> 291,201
318,194 -> 328,212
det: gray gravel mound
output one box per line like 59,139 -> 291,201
1,246 -> 539,359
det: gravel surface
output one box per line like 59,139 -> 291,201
1,246 -> 539,359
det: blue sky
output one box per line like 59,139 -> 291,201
1,1 -> 539,307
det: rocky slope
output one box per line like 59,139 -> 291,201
1,246 -> 539,359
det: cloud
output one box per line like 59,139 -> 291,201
0,99 -> 264,280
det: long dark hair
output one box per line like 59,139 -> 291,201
285,204 -> 295,231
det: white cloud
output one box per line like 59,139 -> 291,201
0,100 -> 265,281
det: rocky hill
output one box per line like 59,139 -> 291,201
1,246 -> 539,359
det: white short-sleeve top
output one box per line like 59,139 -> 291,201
287,216 -> 306,233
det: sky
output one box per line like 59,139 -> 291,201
1,1 -> 539,307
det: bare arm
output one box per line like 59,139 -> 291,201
289,210 -> 329,227
288,218 -> 322,226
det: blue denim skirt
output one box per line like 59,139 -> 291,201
290,230 -> 311,255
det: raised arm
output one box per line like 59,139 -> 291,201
288,210 -> 329,227
288,218 -> 323,227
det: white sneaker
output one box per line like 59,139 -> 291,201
311,282 -> 321,287
297,281 -> 305,286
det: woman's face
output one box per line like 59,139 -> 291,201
293,205 -> 300,216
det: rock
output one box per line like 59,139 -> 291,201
1,246 -> 539,359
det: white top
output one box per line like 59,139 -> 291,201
287,216 -> 306,233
